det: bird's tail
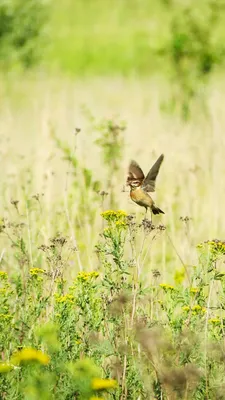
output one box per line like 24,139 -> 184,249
152,205 -> 165,215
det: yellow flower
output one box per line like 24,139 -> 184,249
115,220 -> 127,228
30,268 -> 45,276
204,239 -> 225,255
55,294 -> 74,304
101,210 -> 127,223
11,348 -> 50,366
186,305 -> 206,314
76,271 -> 99,282
90,271 -> 99,278
92,378 -> 117,390
190,288 -> 199,294
182,305 -> 206,314
192,305 -> 202,311
90,397 -> 103,400
0,271 -> 7,280
208,318 -> 221,324
182,306 -> 190,312
174,268 -> 185,284
0,363 -> 14,373
77,272 -> 89,281
159,283 -> 175,290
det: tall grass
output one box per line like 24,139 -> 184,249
1,74 -> 225,398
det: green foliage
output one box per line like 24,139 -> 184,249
0,0 -> 49,68
45,0 -> 225,118
47,0 -> 225,80
47,0 -> 164,75
2,0 -> 225,118
2,207 -> 225,398
160,0 -> 225,119
1,111 -> 225,398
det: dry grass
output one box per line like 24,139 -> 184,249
1,73 -> 225,281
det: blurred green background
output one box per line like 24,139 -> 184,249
1,0 -> 225,78
2,0 -> 225,121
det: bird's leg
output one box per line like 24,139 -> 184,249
144,207 -> 148,219
150,210 -> 152,223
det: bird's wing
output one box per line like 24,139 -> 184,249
141,154 -> 164,192
126,160 -> 145,186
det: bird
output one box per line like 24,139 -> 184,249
126,154 -> 164,219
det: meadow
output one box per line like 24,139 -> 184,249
1,73 -> 225,399
1,0 -> 225,398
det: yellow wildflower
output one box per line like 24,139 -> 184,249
174,268 -> 185,285
115,220 -> 127,228
55,294 -> 74,304
101,210 -> 127,223
0,363 -> 14,373
192,305 -> 202,311
30,268 -> 45,276
182,305 -> 205,314
90,397 -> 103,400
159,283 -> 175,290
90,271 -> 99,278
190,288 -> 199,294
77,272 -> 89,281
190,305 -> 206,314
92,377 -> 117,390
11,348 -> 50,366
208,318 -> 221,324
76,271 -> 99,282
204,239 -> 225,255
0,271 -> 7,280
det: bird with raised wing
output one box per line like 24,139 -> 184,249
127,154 -> 164,218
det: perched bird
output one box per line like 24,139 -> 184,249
127,154 -> 164,218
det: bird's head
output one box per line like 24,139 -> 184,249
127,180 -> 141,189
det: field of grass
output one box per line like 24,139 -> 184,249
1,73 -> 225,398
